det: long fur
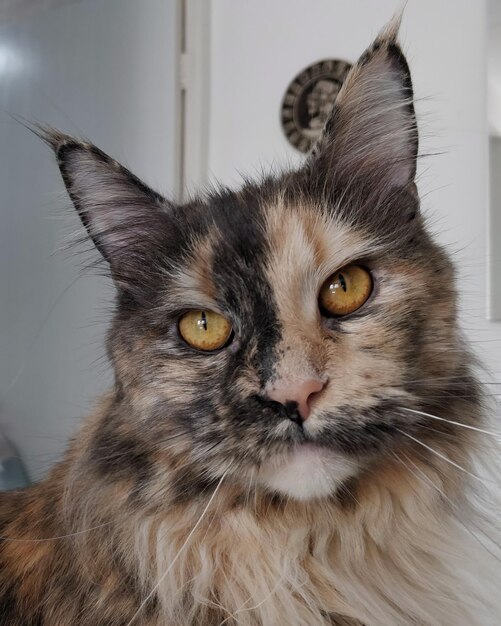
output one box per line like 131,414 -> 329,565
1,15 -> 500,626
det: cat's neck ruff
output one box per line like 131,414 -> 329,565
125,447 -> 497,626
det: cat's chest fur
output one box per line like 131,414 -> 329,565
0,473 -> 489,626
126,477 -> 476,626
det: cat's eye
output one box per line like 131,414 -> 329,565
178,310 -> 233,351
319,265 -> 373,317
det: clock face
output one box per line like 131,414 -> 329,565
281,59 -> 352,154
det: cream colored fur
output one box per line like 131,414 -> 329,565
131,451 -> 500,626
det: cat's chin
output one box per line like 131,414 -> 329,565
256,443 -> 360,501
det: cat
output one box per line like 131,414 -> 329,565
1,16 -> 500,626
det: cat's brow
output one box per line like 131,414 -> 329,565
163,265 -> 219,311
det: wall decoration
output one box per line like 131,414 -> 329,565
281,59 -> 352,153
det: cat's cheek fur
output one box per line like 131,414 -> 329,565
256,443 -> 359,500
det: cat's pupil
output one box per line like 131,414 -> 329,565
339,273 -> 347,292
198,311 -> 208,331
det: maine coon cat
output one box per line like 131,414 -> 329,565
1,17 -> 500,626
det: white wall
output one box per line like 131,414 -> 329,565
0,0 -> 179,479
491,137 -> 501,318
207,0 -> 501,381
488,0 -> 501,320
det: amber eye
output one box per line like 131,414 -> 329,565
319,265 -> 373,317
178,310 -> 232,351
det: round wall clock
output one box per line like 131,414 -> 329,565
281,59 -> 352,153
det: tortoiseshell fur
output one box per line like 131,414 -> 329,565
1,18 -> 498,626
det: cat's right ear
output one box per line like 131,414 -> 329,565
40,129 -> 174,299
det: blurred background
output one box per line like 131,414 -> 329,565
0,0 -> 500,486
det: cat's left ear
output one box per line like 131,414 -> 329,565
307,16 -> 418,201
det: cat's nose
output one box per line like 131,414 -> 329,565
266,378 -> 326,421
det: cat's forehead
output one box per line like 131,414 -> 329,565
263,198 -> 376,279
175,192 -> 378,314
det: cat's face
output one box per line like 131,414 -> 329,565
46,21 -> 474,502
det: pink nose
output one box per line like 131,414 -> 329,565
266,378 -> 326,421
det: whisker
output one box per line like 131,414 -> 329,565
126,467 -> 229,626
220,572 -> 288,625
394,428 -> 498,486
394,452 -> 501,564
405,393 -> 501,401
401,407 -> 501,441
401,376 -> 501,386
196,595 -> 235,623
411,422 -> 501,455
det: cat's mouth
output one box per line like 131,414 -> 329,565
304,419 -> 400,455
245,398 -> 436,500
291,399 -> 416,456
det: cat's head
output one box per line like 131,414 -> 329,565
46,19 -> 478,502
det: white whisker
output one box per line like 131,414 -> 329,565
395,428 -> 497,486
401,407 -> 501,442
395,451 -> 501,564
221,573 -> 288,625
126,468 -> 229,626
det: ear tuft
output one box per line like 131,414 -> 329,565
27,124 -> 78,153
308,13 -> 418,200
376,10 -> 402,45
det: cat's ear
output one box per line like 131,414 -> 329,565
308,16 -> 418,199
41,129 -> 173,298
